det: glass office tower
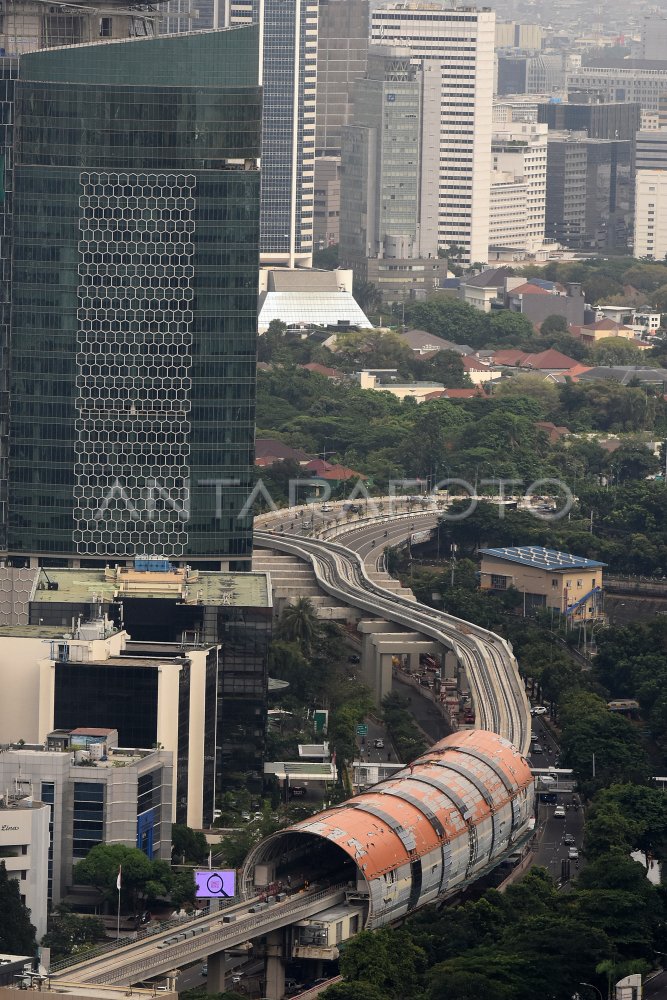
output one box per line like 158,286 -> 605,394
7,26 -> 261,569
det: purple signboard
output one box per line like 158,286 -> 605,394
194,869 -> 236,899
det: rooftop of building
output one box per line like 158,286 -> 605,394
31,566 -> 270,608
0,985 -> 177,1000
479,545 -> 606,572
461,266 -> 514,288
258,290 -> 372,332
576,365 -> 667,384
0,745 -> 161,768
399,329 -> 474,355
0,625 -> 72,639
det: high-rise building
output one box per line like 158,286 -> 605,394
641,14 -> 667,63
371,3 -> 495,264
538,100 -> 641,141
3,27 -> 262,571
491,122 -> 548,252
340,47 -> 439,264
546,131 -> 633,251
315,0 -> 369,158
634,171 -> 667,260
228,0 -> 318,267
160,0 -> 215,35
496,51 -> 564,97
0,792 -> 49,940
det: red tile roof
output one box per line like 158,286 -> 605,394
508,282 -> 553,296
304,458 -> 367,481
300,362 -> 344,378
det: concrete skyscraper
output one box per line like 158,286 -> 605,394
228,0 -> 318,267
340,47 -> 440,268
371,2 -> 495,264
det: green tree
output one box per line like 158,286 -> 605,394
172,825 -> 209,865
353,280 -> 382,314
339,927 -> 427,1000
74,844 -> 170,913
0,861 -> 37,954
312,244 -> 339,269
590,337 -> 644,366
42,906 -> 106,962
540,314 -> 569,337
321,984 -> 391,1000
487,309 -> 535,344
277,597 -> 321,656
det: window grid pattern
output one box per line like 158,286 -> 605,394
74,171 -> 195,556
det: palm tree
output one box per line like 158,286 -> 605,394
277,597 -> 321,655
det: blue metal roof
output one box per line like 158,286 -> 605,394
479,545 -> 606,572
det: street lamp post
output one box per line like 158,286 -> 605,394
579,984 -> 603,1000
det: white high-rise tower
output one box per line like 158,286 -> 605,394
371,2 -> 495,264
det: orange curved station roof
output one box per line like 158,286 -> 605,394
289,730 -> 532,881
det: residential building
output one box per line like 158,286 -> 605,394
357,371 -> 445,403
0,792 -> 49,940
314,157 -> 341,249
546,131 -> 633,251
569,318 -> 636,346
458,267 -> 515,312
567,63 -> 667,113
491,347 -> 581,373
3,26 -> 262,572
538,100 -> 641,141
491,123 -> 548,252
340,46 -> 440,288
257,268 -> 372,332
505,280 -> 586,327
0,738 -> 172,904
479,545 -> 605,621
371,4 -> 496,264
227,0 -> 318,267
634,170 -> 667,260
596,306 -> 662,336
398,330 -> 474,357
575,366 -> 667,386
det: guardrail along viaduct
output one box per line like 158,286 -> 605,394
55,517 -> 533,999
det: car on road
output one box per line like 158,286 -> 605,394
568,847 -> 579,860
320,504 -> 333,512
554,805 -> 566,818
348,654 -> 360,664
374,738 -> 384,749
532,743 -> 544,754
563,834 -> 575,845
201,965 -> 208,977
531,706 -> 548,716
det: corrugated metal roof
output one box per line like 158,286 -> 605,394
480,545 -> 606,572
286,730 -> 532,879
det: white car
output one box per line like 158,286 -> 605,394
531,705 -> 548,716
554,805 -> 566,818
568,847 -> 579,860
320,504 -> 333,512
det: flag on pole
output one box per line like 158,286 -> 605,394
116,865 -> 122,891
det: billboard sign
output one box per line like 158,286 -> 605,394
194,869 -> 236,899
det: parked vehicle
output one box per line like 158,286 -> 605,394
531,705 -> 548,716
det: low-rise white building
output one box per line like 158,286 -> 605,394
0,794 -> 49,941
